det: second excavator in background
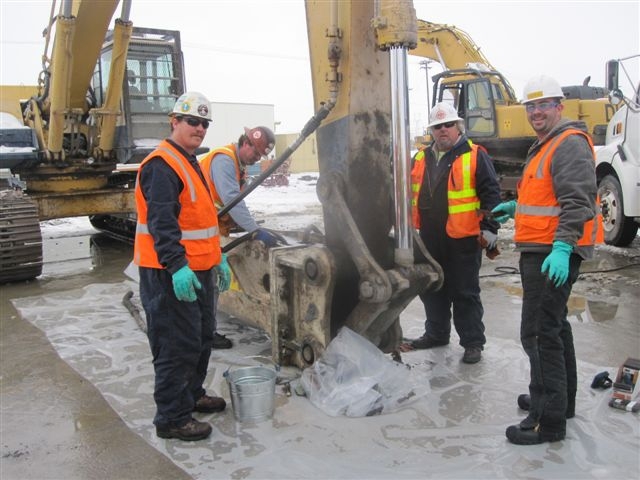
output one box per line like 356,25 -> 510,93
410,20 -> 613,194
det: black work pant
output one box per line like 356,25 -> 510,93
519,252 -> 580,434
139,266 -> 216,429
419,235 -> 486,348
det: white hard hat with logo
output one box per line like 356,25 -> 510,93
521,75 -> 564,104
428,102 -> 463,128
170,91 -> 212,120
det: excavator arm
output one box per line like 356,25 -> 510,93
219,0 -> 443,368
413,19 -> 495,71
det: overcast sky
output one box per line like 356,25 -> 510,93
1,1 -> 638,135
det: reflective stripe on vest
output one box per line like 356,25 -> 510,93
410,142 -> 482,238
410,150 -> 425,229
446,145 -> 481,238
134,140 -> 220,270
199,145 -> 240,209
514,129 -> 603,246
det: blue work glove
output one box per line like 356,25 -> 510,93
491,200 -> 517,224
215,253 -> 231,293
253,228 -> 279,247
541,241 -> 573,287
480,230 -> 498,250
171,265 -> 201,302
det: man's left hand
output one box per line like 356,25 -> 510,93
215,253 -> 231,293
541,241 -> 572,287
480,230 -> 498,251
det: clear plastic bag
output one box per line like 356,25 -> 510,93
300,327 -> 429,417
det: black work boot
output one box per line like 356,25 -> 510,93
410,335 -> 449,349
156,418 -> 212,441
213,332 -> 233,349
462,347 -> 482,364
517,393 -> 574,419
506,424 -> 565,445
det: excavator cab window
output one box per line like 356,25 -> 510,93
464,79 -> 496,137
92,28 -> 185,164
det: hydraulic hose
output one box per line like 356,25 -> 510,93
217,102 -> 334,218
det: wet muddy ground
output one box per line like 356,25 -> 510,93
1,218 -> 639,480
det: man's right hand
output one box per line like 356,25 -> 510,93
172,265 -> 202,302
253,228 -> 279,247
491,200 -> 517,224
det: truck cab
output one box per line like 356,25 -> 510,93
596,56 -> 640,246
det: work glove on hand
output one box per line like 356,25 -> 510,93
171,265 -> 202,302
541,240 -> 573,287
253,228 -> 279,247
215,253 -> 231,293
491,200 -> 517,224
480,230 -> 498,251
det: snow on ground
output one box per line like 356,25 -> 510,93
39,172 -> 323,238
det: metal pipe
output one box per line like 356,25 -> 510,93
389,46 -> 413,267
120,0 -> 132,22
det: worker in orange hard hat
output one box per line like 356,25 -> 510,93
199,125 -> 279,349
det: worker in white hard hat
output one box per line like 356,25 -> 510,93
133,91 -> 227,441
400,102 -> 502,365
492,75 -> 603,445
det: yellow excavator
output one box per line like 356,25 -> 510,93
0,0 -> 444,368
0,0 -> 186,282
410,20 -> 613,193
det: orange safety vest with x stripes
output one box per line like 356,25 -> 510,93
199,144 -> 245,236
514,129 -> 604,246
134,140 -> 221,270
411,142 -> 482,238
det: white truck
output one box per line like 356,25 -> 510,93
596,55 -> 640,246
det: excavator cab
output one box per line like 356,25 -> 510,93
95,27 -> 185,164
432,68 -> 517,139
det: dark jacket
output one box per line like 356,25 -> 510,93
415,135 -> 501,241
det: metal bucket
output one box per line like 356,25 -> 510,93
224,365 -> 277,423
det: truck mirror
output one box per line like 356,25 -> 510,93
606,59 -> 619,91
609,89 -> 624,106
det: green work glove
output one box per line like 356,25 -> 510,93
215,253 -> 231,293
541,241 -> 573,287
491,200 -> 517,224
171,265 -> 201,302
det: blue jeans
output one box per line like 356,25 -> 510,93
139,267 -> 215,428
519,252 -> 580,434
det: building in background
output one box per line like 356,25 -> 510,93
203,101 -> 275,152
274,132 -> 318,173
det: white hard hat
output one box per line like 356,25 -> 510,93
521,75 -> 564,104
170,91 -> 212,120
427,102 -> 462,128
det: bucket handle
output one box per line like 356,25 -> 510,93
223,355 -> 280,379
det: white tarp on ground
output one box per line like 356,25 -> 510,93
12,281 -> 639,480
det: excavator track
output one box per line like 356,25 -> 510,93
0,190 -> 43,283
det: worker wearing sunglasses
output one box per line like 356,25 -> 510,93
134,91 -> 227,442
401,102 -> 502,367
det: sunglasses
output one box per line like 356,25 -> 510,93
179,116 -> 210,129
433,121 -> 457,130
525,101 -> 559,113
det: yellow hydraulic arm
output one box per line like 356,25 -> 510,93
412,19 -> 495,71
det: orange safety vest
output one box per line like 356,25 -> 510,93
410,142 -> 482,238
134,140 -> 221,270
199,144 -> 245,236
514,129 -> 604,246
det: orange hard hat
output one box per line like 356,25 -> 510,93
244,126 -> 275,157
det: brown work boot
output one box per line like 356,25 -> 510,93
156,418 -> 212,441
194,394 -> 226,413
